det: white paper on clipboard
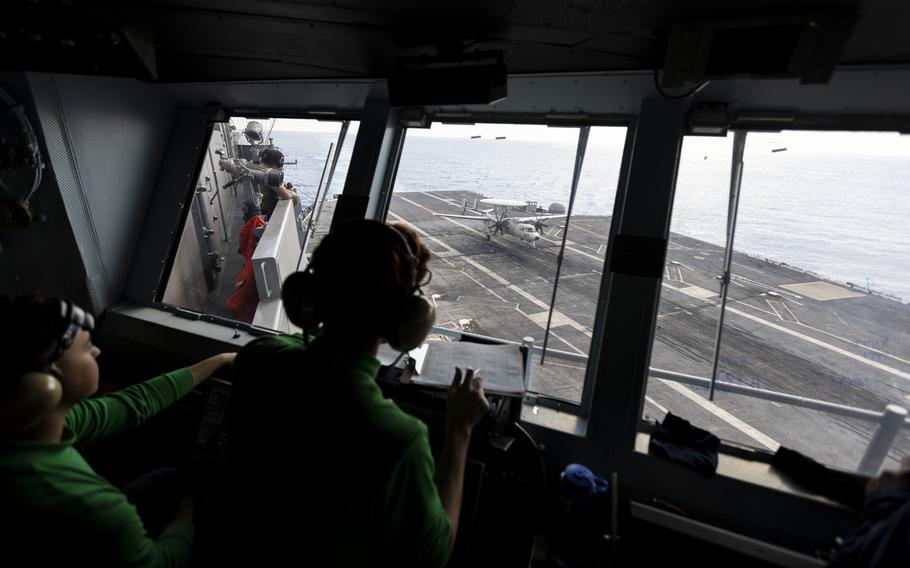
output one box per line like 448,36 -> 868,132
411,342 -> 524,396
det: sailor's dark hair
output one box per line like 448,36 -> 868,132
307,220 -> 431,331
0,297 -> 81,378
258,147 -> 284,168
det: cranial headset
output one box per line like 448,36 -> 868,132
282,223 -> 436,352
258,147 -> 285,168
0,298 -> 95,433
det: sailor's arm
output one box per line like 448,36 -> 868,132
273,182 -> 300,204
66,353 -> 236,446
436,367 -> 490,552
187,353 -> 236,387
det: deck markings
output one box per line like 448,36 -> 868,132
657,379 -> 781,451
393,203 -> 784,445
729,298 -> 777,317
395,197 -> 600,328
538,235 -> 603,262
779,301 -> 800,324
392,193 -> 910,462
559,272 -> 600,280
765,298 -> 783,320
645,395 -> 669,415
794,322 -> 910,366
663,282 -> 910,381
423,191 -> 465,207
732,274 -> 804,304
658,309 -> 687,319
780,281 -> 864,301
389,211 -> 590,355
727,306 -> 910,382
566,221 -> 608,241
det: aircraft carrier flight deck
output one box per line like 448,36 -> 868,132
309,189 -> 910,472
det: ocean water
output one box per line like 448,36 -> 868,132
274,129 -> 910,302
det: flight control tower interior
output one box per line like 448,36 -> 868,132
1,1 -> 910,566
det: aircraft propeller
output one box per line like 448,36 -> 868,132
488,210 -> 509,236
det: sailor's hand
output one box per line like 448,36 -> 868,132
867,456 -> 910,494
173,495 -> 195,522
218,352 -> 238,366
188,353 -> 237,386
446,367 -> 490,437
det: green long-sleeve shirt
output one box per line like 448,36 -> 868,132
0,369 -> 196,567
228,334 -> 451,566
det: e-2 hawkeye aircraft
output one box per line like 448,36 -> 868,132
435,197 -> 566,248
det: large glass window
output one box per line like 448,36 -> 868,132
387,122 -> 627,404
162,118 -> 357,330
646,131 -> 910,473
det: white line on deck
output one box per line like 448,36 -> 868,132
732,275 -> 804,304
780,301 -> 800,324
542,328 -> 588,355
726,306 -> 910,382
559,272 -> 600,280
396,196 -> 595,336
423,191 -> 464,207
729,298 -> 777,317
794,322 -> 910,367
662,282 -> 910,381
765,298 -> 783,320
658,379 -> 781,451
566,222 -> 607,241
459,270 -> 510,304
645,395 -> 669,415
658,309 -> 687,319
396,198 -> 786,445
539,235 -> 602,262
389,211 -> 592,354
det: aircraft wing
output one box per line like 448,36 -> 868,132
514,214 -> 566,222
435,213 -> 489,221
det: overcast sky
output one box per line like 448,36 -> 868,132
246,117 -> 910,156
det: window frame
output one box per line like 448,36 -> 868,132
137,98 -> 907,477
154,112 -> 361,328
640,125 -> 910,472
380,114 -> 637,418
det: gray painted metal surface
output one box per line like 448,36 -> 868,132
28,73 -> 112,311
587,98 -> 687,447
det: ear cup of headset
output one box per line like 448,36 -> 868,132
0,371 -> 63,434
386,294 -> 436,352
282,271 -> 322,329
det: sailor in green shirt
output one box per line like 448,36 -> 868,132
0,296 -> 236,567
227,220 -> 490,566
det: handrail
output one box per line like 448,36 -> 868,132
428,327 -> 908,427
428,325 -> 908,473
648,368 -> 909,427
